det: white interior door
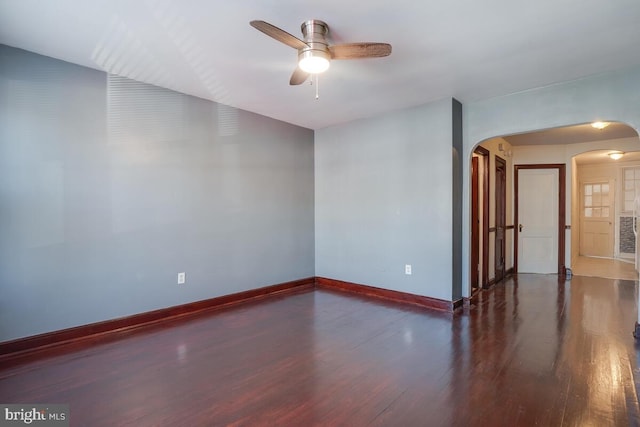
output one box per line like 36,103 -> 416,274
579,181 -> 614,257
518,168 -> 559,273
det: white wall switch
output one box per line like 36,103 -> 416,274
405,264 -> 412,275
178,272 -> 186,284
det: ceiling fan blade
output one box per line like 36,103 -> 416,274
250,20 -> 308,50
329,43 -> 392,59
290,67 -> 310,85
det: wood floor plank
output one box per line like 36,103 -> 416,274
1,275 -> 639,426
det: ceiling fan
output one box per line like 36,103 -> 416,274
250,19 -> 392,85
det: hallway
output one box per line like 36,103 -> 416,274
572,255 -> 638,281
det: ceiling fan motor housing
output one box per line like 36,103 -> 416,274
298,20 -> 330,65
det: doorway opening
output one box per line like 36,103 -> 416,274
469,139 -> 513,292
468,122 -> 640,294
572,148 -> 640,280
471,146 -> 489,292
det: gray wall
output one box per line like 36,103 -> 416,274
315,99 -> 454,301
6,44 -> 639,341
0,45 -> 315,341
462,65 -> 640,297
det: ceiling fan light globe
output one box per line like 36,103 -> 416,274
298,51 -> 330,74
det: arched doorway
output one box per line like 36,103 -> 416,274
468,122 -> 640,295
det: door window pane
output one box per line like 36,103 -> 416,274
584,181 -> 611,218
623,167 -> 640,213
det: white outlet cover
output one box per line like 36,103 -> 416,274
405,265 -> 412,275
178,272 -> 186,284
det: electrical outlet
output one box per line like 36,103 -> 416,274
405,264 -> 412,275
177,272 -> 186,284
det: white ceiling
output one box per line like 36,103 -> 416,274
574,150 -> 640,165
1,0 -> 640,130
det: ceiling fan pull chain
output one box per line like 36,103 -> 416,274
315,74 -> 319,100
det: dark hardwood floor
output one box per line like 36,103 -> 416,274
1,274 -> 639,426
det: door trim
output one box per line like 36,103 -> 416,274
474,146 -> 490,288
471,156 -> 480,290
495,156 -> 507,283
514,164 -> 566,274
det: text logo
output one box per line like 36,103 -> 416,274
0,405 -> 68,426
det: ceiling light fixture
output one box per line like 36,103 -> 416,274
591,121 -> 610,130
298,50 -> 330,74
608,151 -> 624,160
250,19 -> 391,85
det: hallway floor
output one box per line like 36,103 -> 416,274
572,255 -> 638,281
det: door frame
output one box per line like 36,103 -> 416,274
514,164 -> 566,274
471,146 -> 490,289
471,156 -> 479,290
495,156 -> 507,283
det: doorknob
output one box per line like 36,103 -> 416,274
519,224 -> 523,232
